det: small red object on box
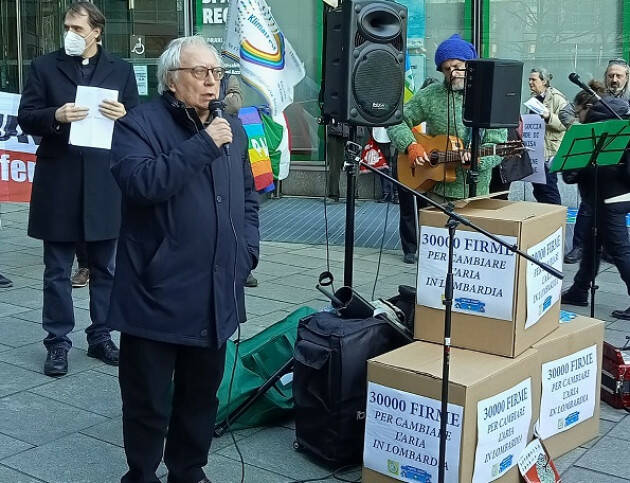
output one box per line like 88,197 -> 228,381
601,339 -> 630,409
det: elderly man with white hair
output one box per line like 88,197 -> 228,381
109,35 -> 259,483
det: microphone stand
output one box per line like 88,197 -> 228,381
355,159 -> 563,483
569,75 -> 624,121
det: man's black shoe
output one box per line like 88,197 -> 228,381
167,476 -> 211,483
44,347 -> 68,376
563,247 -> 582,264
87,340 -> 119,366
0,273 -> 13,288
612,306 -> 630,320
245,273 -> 258,287
561,285 -> 589,307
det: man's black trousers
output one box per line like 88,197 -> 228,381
119,333 -> 227,483
42,239 -> 116,350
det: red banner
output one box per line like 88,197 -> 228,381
0,150 -> 37,202
0,92 -> 39,203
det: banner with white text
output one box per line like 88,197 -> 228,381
363,382 -> 464,483
417,226 -> 517,320
0,92 -> 39,203
521,114 -> 546,184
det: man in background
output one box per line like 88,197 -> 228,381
561,59 -> 630,264
17,2 -> 138,376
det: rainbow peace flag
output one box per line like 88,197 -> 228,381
222,0 -> 305,116
238,106 -> 275,193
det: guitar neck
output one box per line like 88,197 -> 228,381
437,145 -> 498,163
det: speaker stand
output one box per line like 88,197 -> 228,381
467,126 -> 480,197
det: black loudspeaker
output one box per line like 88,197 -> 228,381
463,58 -> 524,128
323,0 -> 407,127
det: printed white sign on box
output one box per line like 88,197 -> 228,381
363,382 -> 464,483
473,378 -> 532,483
537,345 -> 597,439
417,226 -> 517,321
525,228 -> 563,329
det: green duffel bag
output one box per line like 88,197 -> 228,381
215,306 -> 317,431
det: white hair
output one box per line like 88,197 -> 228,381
156,35 -> 223,95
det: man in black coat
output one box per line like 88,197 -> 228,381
109,36 -> 259,483
17,2 -> 139,376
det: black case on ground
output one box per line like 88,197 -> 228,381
292,311 -> 408,464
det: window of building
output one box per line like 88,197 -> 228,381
489,0 -> 624,103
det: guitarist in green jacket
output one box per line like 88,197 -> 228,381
388,34 -> 507,201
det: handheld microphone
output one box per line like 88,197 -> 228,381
568,73 -> 602,100
208,100 -> 230,156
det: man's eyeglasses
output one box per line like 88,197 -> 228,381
608,58 -> 628,66
169,66 -> 226,81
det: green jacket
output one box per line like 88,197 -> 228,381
387,82 -> 507,199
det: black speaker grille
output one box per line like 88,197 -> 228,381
352,49 -> 403,121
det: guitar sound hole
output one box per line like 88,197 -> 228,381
429,152 -> 439,166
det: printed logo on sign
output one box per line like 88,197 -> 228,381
565,411 -> 580,426
542,295 -> 552,311
400,465 -> 432,482
454,297 -> 486,313
387,459 -> 399,476
500,454 -> 513,473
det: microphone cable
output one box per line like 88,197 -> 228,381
225,140 -> 246,483
287,464 -> 362,482
371,171 -> 392,301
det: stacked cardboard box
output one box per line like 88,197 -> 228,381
361,200 -> 605,482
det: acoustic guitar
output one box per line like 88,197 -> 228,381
397,130 -> 525,192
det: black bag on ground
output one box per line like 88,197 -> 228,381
292,311 -> 409,465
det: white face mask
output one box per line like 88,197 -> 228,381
64,30 -> 92,56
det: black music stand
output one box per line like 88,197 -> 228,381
550,119 -> 630,318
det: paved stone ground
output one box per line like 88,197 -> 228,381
0,200 -> 629,483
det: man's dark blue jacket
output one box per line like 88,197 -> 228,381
108,92 -> 259,347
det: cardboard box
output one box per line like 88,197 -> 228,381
362,341 -> 541,483
415,199 -> 566,357
532,315 -> 605,459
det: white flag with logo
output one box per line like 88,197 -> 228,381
222,0 -> 306,115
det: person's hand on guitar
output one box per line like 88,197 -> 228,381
407,142 -> 431,167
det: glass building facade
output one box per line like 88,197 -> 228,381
1,0 -> 628,164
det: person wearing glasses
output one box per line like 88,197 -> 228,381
17,2 -> 138,376
561,80 -> 630,320
109,35 -> 259,483
561,58 -> 630,265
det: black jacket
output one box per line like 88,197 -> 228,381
107,92 -> 260,347
17,47 -> 139,241
561,97 -> 630,204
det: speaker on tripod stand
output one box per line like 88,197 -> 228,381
322,0 -> 408,127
